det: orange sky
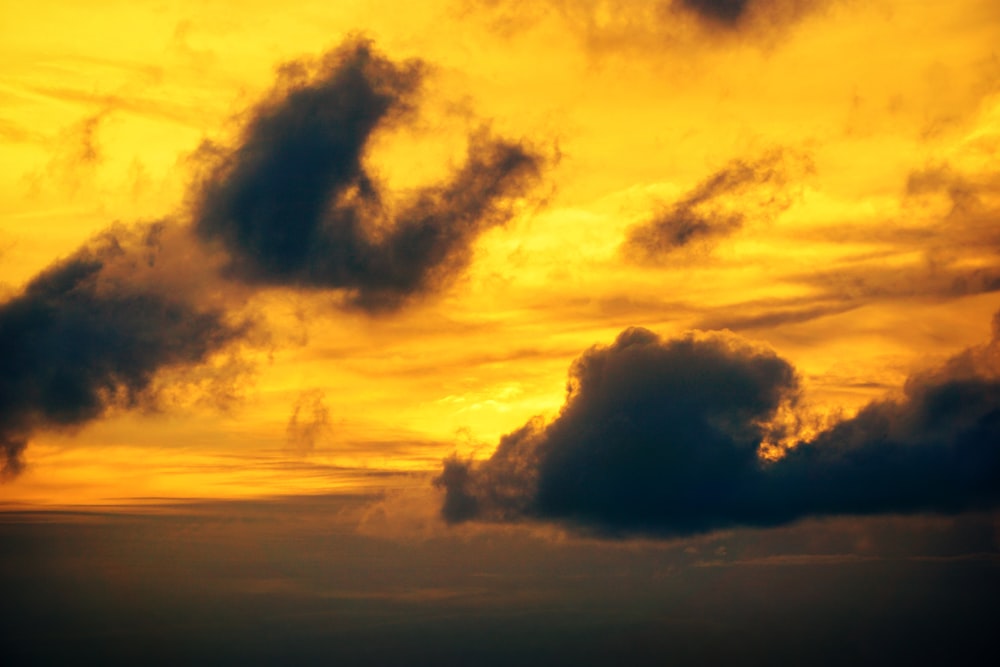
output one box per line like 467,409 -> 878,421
1,0 -> 999,507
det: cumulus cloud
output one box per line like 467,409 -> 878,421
622,150 -> 808,261
0,224 -> 246,478
437,312 -> 1000,537
436,327 -> 801,534
194,38 -> 543,312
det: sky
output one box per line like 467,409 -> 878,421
1,0 -> 999,664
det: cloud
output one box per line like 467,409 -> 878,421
622,150 -> 808,262
678,0 -> 823,29
461,0 -> 831,50
0,224 -> 246,478
2,37 -> 546,477
770,311 -> 1000,519
680,0 -> 754,25
194,38 -> 543,312
436,327 -> 801,534
437,311 -> 1000,537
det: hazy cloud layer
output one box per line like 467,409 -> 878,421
622,150 -> 806,261
195,39 -> 543,311
0,225 -> 244,477
789,162 -> 1000,309
437,312 -> 1000,536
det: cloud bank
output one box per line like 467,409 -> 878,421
437,312 -> 1000,537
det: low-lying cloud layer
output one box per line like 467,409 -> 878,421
437,312 -> 1000,537
195,39 -> 542,311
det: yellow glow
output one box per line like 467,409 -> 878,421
2,0 -> 999,506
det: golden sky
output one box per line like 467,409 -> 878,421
1,0 -> 999,511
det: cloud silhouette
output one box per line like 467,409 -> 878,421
437,311 -> 1000,537
437,327 -> 801,533
0,224 -> 245,478
195,38 -> 543,311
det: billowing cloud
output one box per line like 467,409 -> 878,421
195,38 -> 543,312
436,327 -> 801,533
622,150 -> 807,261
772,311 -> 1000,519
0,224 -> 246,478
437,311 -> 1000,537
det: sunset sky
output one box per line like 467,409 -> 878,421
2,0 -> 999,664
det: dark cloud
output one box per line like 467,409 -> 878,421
436,327 -> 801,534
768,312 -> 1000,519
680,0 -> 751,25
622,150 -> 806,262
195,39 -> 543,312
0,225 -> 245,478
437,312 -> 1000,537
2,38 -> 544,476
678,0 -> 825,29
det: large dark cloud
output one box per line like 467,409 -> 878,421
769,312 -> 1000,519
195,39 -> 543,311
622,150 -> 805,262
437,312 -> 1000,537
437,327 -> 801,534
0,225 -> 244,478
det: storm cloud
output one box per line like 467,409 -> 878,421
195,39 -> 543,311
0,225 -> 244,477
437,312 -> 1000,537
